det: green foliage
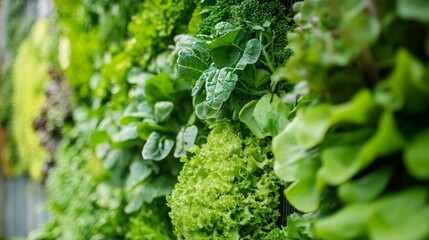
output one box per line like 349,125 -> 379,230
273,0 -> 429,239
196,0 -> 294,66
175,21 -> 293,126
168,121 -> 280,239
126,0 -> 195,66
9,20 -> 53,180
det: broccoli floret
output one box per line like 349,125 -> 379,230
197,0 -> 240,35
197,0 -> 294,66
231,0 -> 295,66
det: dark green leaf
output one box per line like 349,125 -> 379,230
177,49 -> 208,82
212,46 -> 241,68
235,39 -> 262,71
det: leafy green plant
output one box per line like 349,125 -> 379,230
9,20 -> 53,180
168,120 -> 281,239
273,0 -> 429,239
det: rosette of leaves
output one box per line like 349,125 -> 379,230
168,120 -> 281,239
175,22 -> 293,139
273,0 -> 429,239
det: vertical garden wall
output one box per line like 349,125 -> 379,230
0,0 -> 428,239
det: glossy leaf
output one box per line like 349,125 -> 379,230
174,125 -> 198,158
205,67 -> 238,110
177,49 -> 208,82
235,39 -> 262,71
397,0 -> 429,23
404,128 -> 429,180
142,132 -> 174,161
154,101 -> 174,123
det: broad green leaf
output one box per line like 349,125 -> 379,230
137,119 -> 169,141
142,132 -> 174,161
319,111 -> 405,184
210,22 -> 238,36
239,100 -> 265,138
207,28 -> 241,49
192,67 -> 216,96
375,50 -> 427,112
254,69 -> 271,88
145,72 -> 174,104
404,128 -> 429,180
235,39 -> 262,71
273,117 -> 306,182
89,131 -> 110,147
127,68 -> 154,84
338,166 -> 393,204
329,89 -> 377,125
369,188 -> 429,240
212,46 -> 241,68
295,104 -> 331,148
397,0 -> 429,23
285,154 -> 320,212
174,125 -> 198,158
253,93 -> 290,137
154,101 -> 174,123
125,161 -> 153,190
315,203 -> 374,240
110,122 -> 140,147
120,101 -> 154,125
177,49 -> 208,82
139,175 -> 176,203
340,13 -> 380,50
205,67 -> 238,110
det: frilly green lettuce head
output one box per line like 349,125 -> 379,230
167,120 -> 280,239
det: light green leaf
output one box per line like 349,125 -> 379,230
174,125 -> 198,158
285,154 -> 320,212
207,28 -> 241,49
273,117 -> 306,182
295,104 -> 331,148
404,128 -> 429,180
369,188 -> 429,240
127,68 -> 155,84
126,161 -> 153,190
145,72 -> 174,104
340,13 -> 380,49
315,203 -> 375,240
397,0 -> 429,23
319,111 -> 405,184
239,100 -> 265,138
253,93 -> 290,137
142,132 -> 174,161
192,66 -> 216,96
154,101 -> 174,123
120,101 -> 154,125
111,122 -> 140,147
137,119 -> 168,141
140,175 -> 176,203
338,166 -> 393,204
205,67 -> 238,110
375,50 -> 427,112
